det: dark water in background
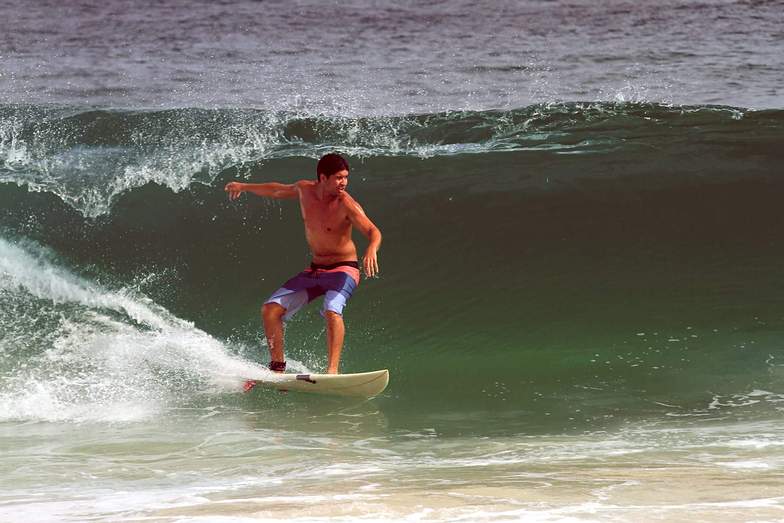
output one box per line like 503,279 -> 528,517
1,0 -> 782,112
2,2 -> 784,520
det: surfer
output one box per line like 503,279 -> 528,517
225,153 -> 382,380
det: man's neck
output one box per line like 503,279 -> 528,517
315,183 -> 337,202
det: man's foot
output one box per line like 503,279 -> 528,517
242,379 -> 287,394
269,360 -> 286,373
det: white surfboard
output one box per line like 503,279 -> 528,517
246,369 -> 389,398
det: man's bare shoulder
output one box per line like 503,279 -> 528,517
339,191 -> 366,213
294,180 -> 317,196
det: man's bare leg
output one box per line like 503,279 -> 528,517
262,303 -> 286,372
325,311 -> 345,374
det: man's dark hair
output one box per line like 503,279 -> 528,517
316,153 -> 350,180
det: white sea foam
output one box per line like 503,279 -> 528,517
0,236 -> 271,423
721,461 -> 772,470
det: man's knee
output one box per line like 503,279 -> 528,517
262,302 -> 286,322
324,310 -> 343,323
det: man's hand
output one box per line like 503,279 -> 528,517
363,247 -> 379,278
225,182 -> 245,200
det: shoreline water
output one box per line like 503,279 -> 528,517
3,413 -> 784,522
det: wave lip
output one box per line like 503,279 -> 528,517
0,107 -> 290,217
2,102 -> 779,217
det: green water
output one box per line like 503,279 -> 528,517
2,104 -> 784,520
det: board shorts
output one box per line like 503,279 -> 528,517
264,261 -> 360,321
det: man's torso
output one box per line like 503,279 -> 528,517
297,181 -> 357,265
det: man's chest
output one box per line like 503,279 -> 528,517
300,197 -> 350,233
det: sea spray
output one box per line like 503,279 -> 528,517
0,236 -> 272,422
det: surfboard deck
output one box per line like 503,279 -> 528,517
244,369 -> 389,398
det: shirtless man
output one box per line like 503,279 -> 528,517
225,153 -> 382,379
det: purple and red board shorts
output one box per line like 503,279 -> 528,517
265,261 -> 360,321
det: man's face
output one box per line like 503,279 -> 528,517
321,169 -> 349,196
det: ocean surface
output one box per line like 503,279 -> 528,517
2,1 -> 784,521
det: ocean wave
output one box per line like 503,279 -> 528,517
1,102 -> 780,216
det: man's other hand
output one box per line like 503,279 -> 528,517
363,248 -> 379,278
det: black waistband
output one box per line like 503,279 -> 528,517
310,260 -> 359,271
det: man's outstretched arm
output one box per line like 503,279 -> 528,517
225,181 -> 298,200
